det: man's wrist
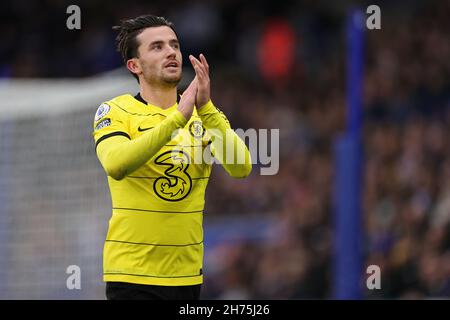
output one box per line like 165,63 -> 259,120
197,100 -> 215,115
173,109 -> 189,126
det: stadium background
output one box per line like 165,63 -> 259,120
0,0 -> 449,299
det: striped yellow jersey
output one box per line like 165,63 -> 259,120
92,93 -> 251,286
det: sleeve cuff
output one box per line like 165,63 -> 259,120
197,100 -> 216,116
172,109 -> 189,127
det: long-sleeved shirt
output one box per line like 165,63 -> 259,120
92,93 -> 251,286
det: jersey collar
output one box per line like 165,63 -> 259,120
133,93 -> 179,112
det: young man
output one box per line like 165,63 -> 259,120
92,15 -> 252,300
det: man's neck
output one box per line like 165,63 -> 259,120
139,82 -> 177,109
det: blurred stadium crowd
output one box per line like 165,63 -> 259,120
1,0 -> 449,299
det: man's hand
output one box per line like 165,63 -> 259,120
189,54 -> 210,109
177,76 -> 198,120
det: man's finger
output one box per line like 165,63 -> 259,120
196,56 -> 208,77
192,56 -> 205,77
189,56 -> 200,76
190,55 -> 207,79
193,63 -> 205,82
199,54 -> 209,73
191,59 -> 206,82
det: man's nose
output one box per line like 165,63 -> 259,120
166,46 -> 176,58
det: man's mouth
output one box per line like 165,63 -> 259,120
164,61 -> 179,68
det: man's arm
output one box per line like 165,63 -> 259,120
95,78 -> 198,180
96,110 -> 187,180
198,101 -> 252,178
190,54 -> 252,178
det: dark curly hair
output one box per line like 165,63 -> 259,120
113,15 -> 178,82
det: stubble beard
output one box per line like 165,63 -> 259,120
162,74 -> 181,87
143,67 -> 182,89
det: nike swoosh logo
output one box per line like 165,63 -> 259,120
138,126 -> 154,132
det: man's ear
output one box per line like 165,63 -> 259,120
126,58 -> 141,77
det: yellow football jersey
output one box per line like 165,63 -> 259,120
93,94 -> 214,286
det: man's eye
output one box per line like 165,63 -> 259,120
153,45 -> 162,50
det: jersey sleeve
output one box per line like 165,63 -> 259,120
197,100 -> 252,178
92,102 -> 130,150
92,101 -> 188,180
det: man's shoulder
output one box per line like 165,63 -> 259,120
106,94 -> 136,109
92,94 -> 133,125
95,94 -> 136,118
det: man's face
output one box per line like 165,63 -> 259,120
134,26 -> 182,87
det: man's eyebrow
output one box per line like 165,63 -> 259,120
148,39 -> 179,46
149,40 -> 164,47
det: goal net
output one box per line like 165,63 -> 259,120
0,69 -> 137,299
